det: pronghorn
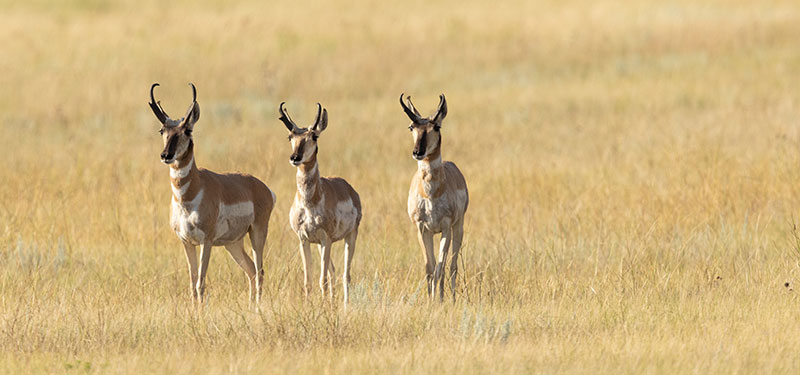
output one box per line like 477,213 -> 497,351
149,83 -> 276,304
400,93 -> 468,301
278,102 -> 362,304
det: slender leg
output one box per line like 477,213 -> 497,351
182,242 -> 198,300
328,254 -> 336,301
299,240 -> 312,298
343,229 -> 358,306
449,218 -> 464,302
416,224 -> 436,298
319,239 -> 333,300
249,225 -> 268,305
196,242 -> 213,303
224,239 -> 257,303
435,223 -> 452,302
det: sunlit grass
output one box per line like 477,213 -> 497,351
1,0 -> 800,373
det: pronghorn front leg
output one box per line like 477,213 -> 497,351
416,224 -> 436,298
299,240 -> 312,297
182,242 -> 199,300
435,221 -> 453,302
196,242 -> 213,303
449,218 -> 464,302
318,238 -> 334,301
300,240 -> 311,298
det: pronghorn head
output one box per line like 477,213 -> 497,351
278,102 -> 328,167
400,93 -> 447,161
149,83 -> 200,165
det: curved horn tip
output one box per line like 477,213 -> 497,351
188,83 -> 197,102
279,102 -> 287,111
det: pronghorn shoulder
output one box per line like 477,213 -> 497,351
320,176 -> 357,196
443,161 -> 467,188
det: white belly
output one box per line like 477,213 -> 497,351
212,201 -> 255,245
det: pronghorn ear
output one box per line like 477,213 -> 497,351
182,101 -> 200,131
431,94 -> 447,125
311,104 -> 328,134
181,83 -> 200,131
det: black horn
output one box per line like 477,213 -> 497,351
188,82 -> 197,103
149,83 -> 169,124
278,102 -> 299,132
311,103 -> 322,129
432,93 -> 447,123
399,93 -> 424,124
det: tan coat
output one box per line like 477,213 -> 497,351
290,154 -> 362,244
169,149 -> 275,247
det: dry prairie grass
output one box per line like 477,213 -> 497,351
1,0 -> 800,373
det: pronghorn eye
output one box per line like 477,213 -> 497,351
158,128 -> 165,135
312,134 -> 318,141
184,129 -> 192,136
434,125 -> 441,131
287,135 -> 292,141
408,125 -> 413,131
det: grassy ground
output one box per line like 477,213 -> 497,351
2,0 -> 800,373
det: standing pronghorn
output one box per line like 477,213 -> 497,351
149,83 -> 276,304
278,102 -> 362,304
400,93 -> 469,301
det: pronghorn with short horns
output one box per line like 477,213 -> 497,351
278,102 -> 362,305
400,93 -> 468,301
149,83 -> 276,304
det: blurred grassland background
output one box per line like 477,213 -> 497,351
1,0 -> 800,373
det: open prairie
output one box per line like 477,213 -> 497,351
2,0 -> 800,373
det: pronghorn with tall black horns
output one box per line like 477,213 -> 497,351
400,93 -> 468,301
279,102 -> 362,305
149,83 -> 276,304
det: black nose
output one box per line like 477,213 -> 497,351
290,154 -> 302,162
161,152 -> 171,160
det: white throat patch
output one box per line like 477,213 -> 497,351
170,157 -> 194,179
171,180 -> 191,198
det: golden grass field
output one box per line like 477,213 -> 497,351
2,0 -> 800,373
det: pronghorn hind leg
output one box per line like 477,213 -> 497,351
343,229 -> 358,306
435,222 -> 453,302
196,242 -> 213,303
182,242 -> 199,300
416,224 -> 436,298
224,239 -> 257,304
248,224 -> 268,305
449,217 -> 465,302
